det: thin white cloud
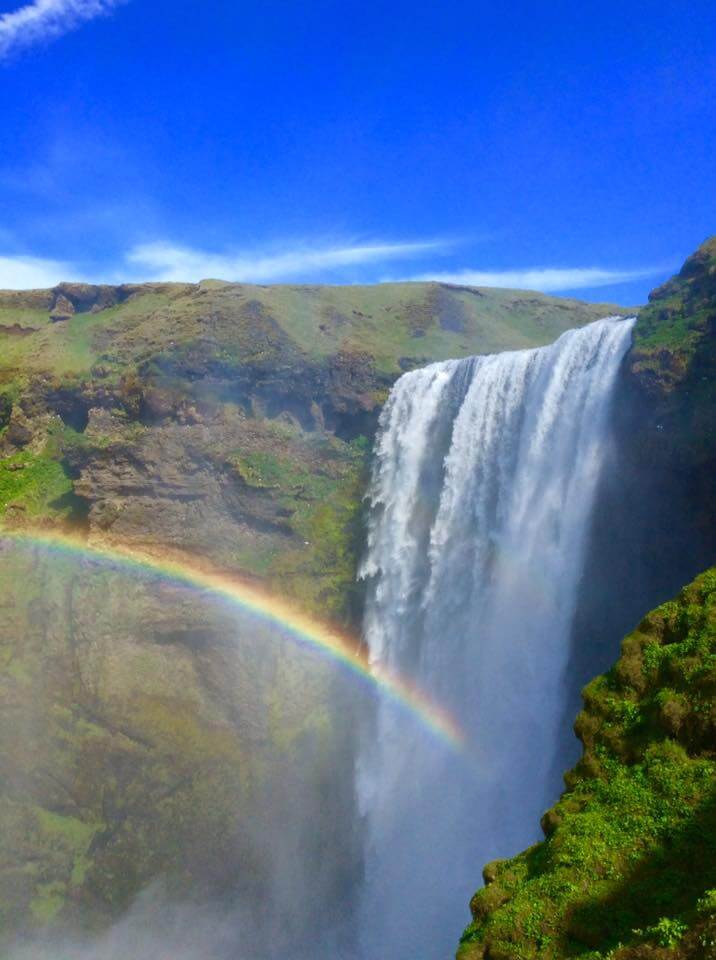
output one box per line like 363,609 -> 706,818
401,266 -> 663,293
0,239 -> 449,288
123,239 -> 449,283
0,243 -> 667,294
0,254 -> 75,288
0,0 -> 123,60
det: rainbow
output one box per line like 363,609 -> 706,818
0,528 -> 466,750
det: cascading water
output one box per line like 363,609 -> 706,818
358,316 -> 635,960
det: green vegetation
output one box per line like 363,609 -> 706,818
0,279 -> 625,394
0,449 -> 73,519
631,235 -> 716,389
0,287 -> 184,391
265,436 -> 369,621
457,569 -> 716,960
227,434 -> 369,621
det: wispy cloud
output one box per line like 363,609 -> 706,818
400,265 -> 665,293
0,0 -> 123,60
123,239 -> 449,283
0,238 -> 450,288
0,242 -> 668,294
0,253 -> 74,288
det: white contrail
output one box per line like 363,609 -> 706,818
0,0 -> 123,59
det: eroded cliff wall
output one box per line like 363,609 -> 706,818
0,280 -> 621,940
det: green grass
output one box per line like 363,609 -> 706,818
631,235 -> 716,387
198,282 -> 627,372
0,289 -> 180,387
0,306 -> 48,328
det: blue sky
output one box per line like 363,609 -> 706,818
0,0 -> 714,303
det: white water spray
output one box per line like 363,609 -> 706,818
359,316 -> 635,959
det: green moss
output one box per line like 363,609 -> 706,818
230,449 -> 326,493
35,807 -> 96,844
261,436 -> 370,622
459,569 -> 716,960
0,449 -> 73,518
30,881 -> 67,923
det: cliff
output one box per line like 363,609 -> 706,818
0,280 -> 620,940
0,280 -> 621,620
626,235 -> 716,556
457,568 -> 716,960
569,237 -> 716,700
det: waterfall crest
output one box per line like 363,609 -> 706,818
358,316 -> 635,959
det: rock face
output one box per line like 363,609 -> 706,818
49,294 -> 76,323
624,236 -> 716,554
457,568 -> 716,960
568,237 -> 716,702
0,279 -> 623,941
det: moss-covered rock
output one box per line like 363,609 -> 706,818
569,238 -> 716,723
631,237 -> 715,392
625,235 -> 716,551
458,569 -> 716,960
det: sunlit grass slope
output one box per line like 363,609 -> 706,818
0,280 -> 626,389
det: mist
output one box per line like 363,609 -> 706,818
0,538 -> 366,960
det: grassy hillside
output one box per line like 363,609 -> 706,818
458,568 -> 716,960
0,280 -> 624,389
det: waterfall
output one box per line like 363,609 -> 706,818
358,316 -> 635,959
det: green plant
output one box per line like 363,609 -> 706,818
635,916 -> 688,947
